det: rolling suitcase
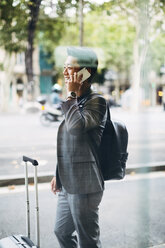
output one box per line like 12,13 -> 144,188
0,156 -> 40,248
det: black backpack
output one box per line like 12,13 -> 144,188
98,107 -> 128,180
79,93 -> 129,181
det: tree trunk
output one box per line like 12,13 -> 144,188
0,53 -> 16,112
25,0 -> 41,100
131,0 -> 150,111
131,25 -> 141,112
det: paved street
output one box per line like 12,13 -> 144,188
0,106 -> 165,177
0,172 -> 165,248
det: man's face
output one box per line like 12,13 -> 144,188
63,56 -> 80,84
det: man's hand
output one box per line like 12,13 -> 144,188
51,176 -> 60,195
66,72 -> 83,94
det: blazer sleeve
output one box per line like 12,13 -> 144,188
61,96 -> 106,135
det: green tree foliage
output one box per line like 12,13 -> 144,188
57,3 -> 135,74
37,0 -> 80,57
0,0 -> 78,97
150,33 -> 165,73
84,12 -> 135,72
0,0 -> 28,53
0,0 -> 42,99
0,0 -> 165,80
0,0 -> 72,54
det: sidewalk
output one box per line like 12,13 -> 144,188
0,172 -> 165,248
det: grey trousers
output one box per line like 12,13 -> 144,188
54,187 -> 103,248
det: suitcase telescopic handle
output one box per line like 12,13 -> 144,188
23,155 -> 40,248
23,156 -> 38,166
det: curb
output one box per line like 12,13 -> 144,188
0,172 -> 53,187
126,161 -> 165,174
0,163 -> 165,187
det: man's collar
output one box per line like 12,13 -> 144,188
77,88 -> 92,101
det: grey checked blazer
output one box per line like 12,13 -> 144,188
56,91 -> 107,194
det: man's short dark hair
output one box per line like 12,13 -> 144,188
67,46 -> 98,82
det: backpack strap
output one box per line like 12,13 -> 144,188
77,91 -> 110,123
77,91 -> 109,182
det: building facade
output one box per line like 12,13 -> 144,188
0,46 -> 54,112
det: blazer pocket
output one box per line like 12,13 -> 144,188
72,155 -> 95,163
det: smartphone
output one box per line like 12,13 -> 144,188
77,68 -> 91,84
